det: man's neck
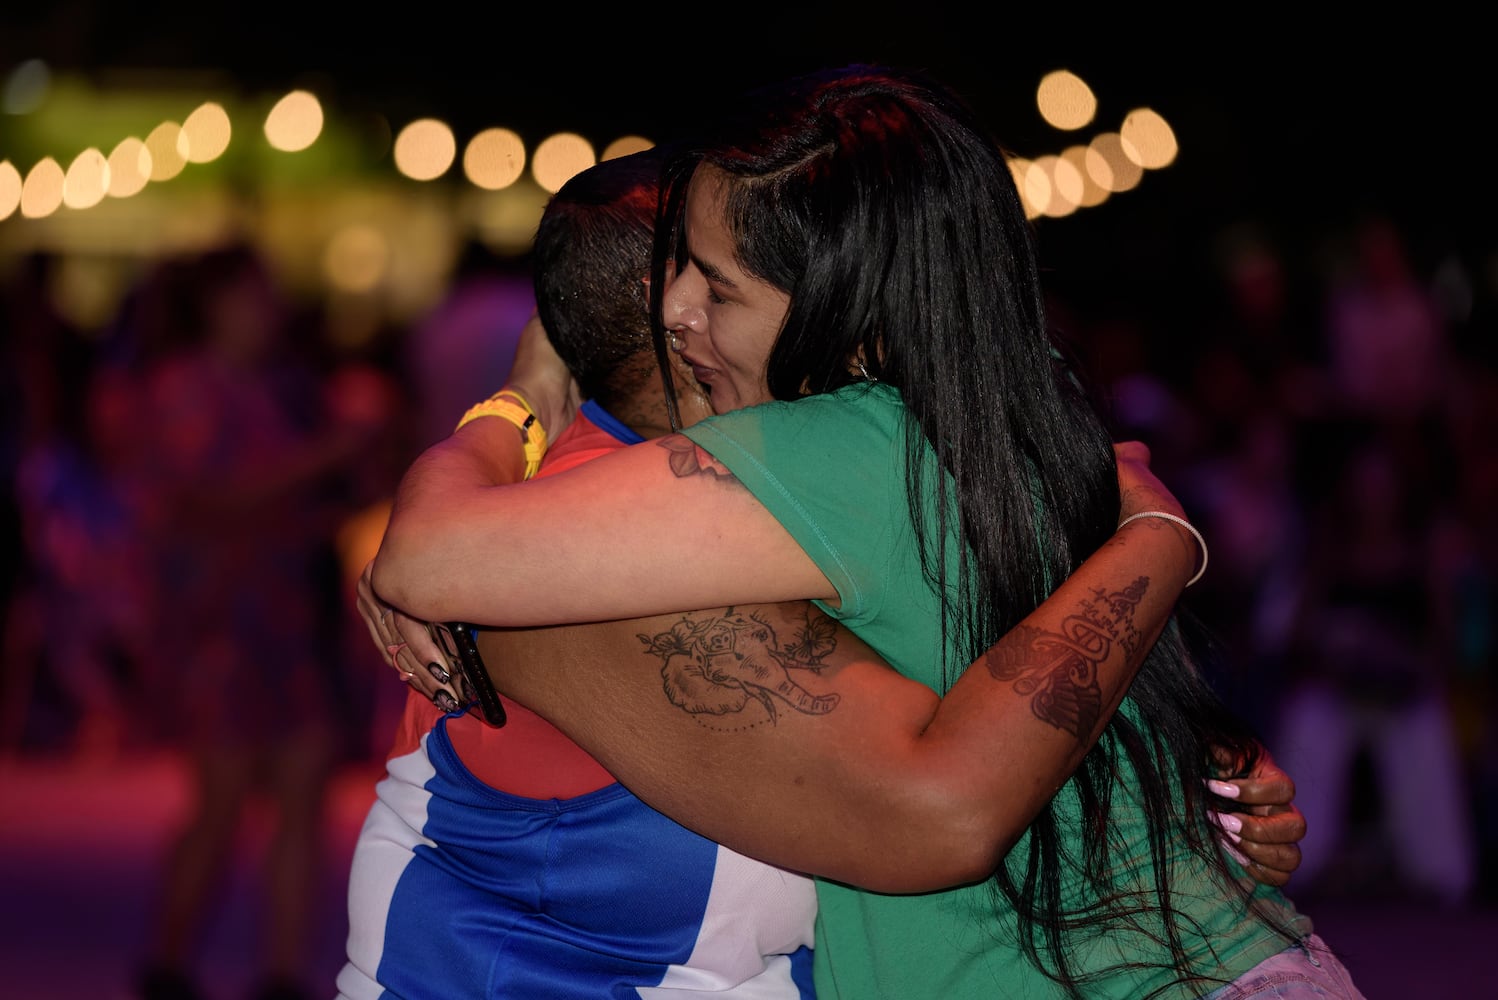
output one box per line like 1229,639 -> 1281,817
594,349 -> 711,441
606,393 -> 676,441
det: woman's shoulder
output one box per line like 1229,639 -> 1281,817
682,384 -> 905,484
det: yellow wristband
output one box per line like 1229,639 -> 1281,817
455,390 -> 548,480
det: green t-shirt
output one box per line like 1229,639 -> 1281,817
683,383 -> 1311,999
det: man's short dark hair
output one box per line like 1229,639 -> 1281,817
532,147 -> 669,414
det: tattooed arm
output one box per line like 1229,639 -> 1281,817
465,452 -> 1198,893
373,426 -> 1201,890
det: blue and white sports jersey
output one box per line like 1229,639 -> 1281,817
336,709 -> 817,999
337,404 -> 817,998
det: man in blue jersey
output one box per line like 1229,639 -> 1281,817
339,148 -> 819,1000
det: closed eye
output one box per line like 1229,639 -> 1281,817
690,252 -> 735,307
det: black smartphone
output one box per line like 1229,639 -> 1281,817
427,621 -> 507,728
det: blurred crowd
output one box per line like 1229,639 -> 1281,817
1058,212 -> 1498,910
0,234 -> 532,1000
0,211 -> 1494,971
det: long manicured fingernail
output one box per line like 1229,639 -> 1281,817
427,661 -> 451,684
1206,779 -> 1241,799
1222,842 -> 1250,866
433,690 -> 460,714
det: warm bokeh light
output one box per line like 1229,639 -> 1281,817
1037,69 -> 1097,131
0,161 -> 22,221
144,122 -> 188,181
602,135 -> 654,160
323,223 -> 391,292
62,148 -> 110,209
106,137 -> 152,198
1060,145 -> 1110,209
179,102 -> 232,163
1034,154 -> 1082,218
1086,132 -> 1144,193
20,157 -> 65,218
0,55 -> 1167,334
264,89 -> 324,152
531,132 -> 596,193
1119,107 -> 1178,169
393,118 -> 457,181
1013,157 -> 1050,220
462,128 -> 526,190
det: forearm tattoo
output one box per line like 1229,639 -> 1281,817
637,607 -> 841,731
983,576 -> 1149,739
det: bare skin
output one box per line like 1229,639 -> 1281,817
362,440 -> 1303,889
362,330 -> 1303,891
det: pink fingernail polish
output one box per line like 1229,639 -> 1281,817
1214,812 -> 1243,834
1206,779 -> 1241,799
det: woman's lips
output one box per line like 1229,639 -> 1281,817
681,353 -> 716,384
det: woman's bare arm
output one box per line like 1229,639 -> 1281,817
366,446 -> 1304,892
482,507 -> 1186,893
370,444 -> 1197,892
373,418 -> 832,626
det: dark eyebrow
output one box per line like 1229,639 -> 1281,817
690,251 -> 736,289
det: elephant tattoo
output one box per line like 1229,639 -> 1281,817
638,608 -> 841,727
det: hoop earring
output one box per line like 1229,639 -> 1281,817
855,358 -> 877,382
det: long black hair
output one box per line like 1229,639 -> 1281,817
651,64 -> 1294,996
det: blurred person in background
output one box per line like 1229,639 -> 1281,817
129,241 -> 392,1000
1268,213 -> 1477,907
1274,423 -> 1478,907
7,359 -> 157,759
1,251 -> 156,758
1321,214 -> 1452,442
1171,224 -> 1323,735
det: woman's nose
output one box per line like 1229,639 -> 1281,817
663,277 -> 707,335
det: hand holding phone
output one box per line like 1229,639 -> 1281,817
428,621 -> 507,727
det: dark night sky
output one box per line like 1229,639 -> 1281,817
4,3 -> 1492,341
